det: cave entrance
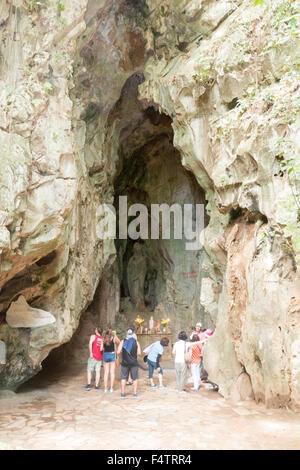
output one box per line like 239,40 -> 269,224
29,118 -> 209,383
18,74 -> 210,390
90,74 -> 209,338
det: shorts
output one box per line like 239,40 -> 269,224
87,357 -> 102,371
121,365 -> 139,381
103,352 -> 116,363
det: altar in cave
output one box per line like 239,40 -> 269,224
135,314 -> 172,360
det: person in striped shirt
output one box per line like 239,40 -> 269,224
188,334 -> 204,391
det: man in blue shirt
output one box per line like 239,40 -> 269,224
147,337 -> 169,388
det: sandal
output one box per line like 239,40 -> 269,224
126,381 -> 133,386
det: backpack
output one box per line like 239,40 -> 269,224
184,342 -> 192,364
122,339 -> 138,366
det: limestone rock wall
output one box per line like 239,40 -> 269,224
0,0 -> 152,389
0,0 -> 299,410
138,0 -> 300,409
0,0 -> 112,388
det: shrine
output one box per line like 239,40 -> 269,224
134,314 -> 172,360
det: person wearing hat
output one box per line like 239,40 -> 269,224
190,322 -> 204,340
117,328 -> 141,398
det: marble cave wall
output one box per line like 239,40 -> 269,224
0,0 -> 299,410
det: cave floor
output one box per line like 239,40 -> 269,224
0,362 -> 299,450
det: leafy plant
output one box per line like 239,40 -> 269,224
274,138 -> 300,210
192,57 -> 215,86
43,81 -> 53,93
57,0 -> 65,12
176,128 -> 186,138
26,0 -> 45,12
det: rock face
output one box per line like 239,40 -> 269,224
114,119 -> 208,335
0,341 -> 5,365
138,0 -> 300,410
6,296 -> 56,328
0,0 -> 299,410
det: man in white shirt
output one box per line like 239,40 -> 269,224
172,331 -> 190,394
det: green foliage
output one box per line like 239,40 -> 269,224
81,103 -> 100,123
43,81 -> 53,93
58,17 -> 67,28
215,124 -> 230,140
32,98 -> 41,107
26,0 -> 46,12
176,128 -> 186,138
57,0 -> 65,12
192,57 -> 215,85
274,138 -> 300,210
262,230 -> 279,240
125,0 -> 149,18
55,53 -> 70,63
261,0 -> 300,51
274,136 -> 300,271
262,94 -> 275,104
123,0 -> 150,30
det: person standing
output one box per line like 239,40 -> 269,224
103,329 -> 121,393
200,329 -> 213,383
190,322 -> 205,341
190,323 -> 208,380
117,328 -> 141,398
127,331 -> 138,385
85,327 -> 104,391
172,331 -> 190,394
188,334 -> 203,391
147,337 -> 169,389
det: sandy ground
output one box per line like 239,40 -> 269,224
0,361 -> 299,450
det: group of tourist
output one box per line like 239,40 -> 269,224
86,327 -> 141,397
85,322 -> 213,398
146,322 -> 213,394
